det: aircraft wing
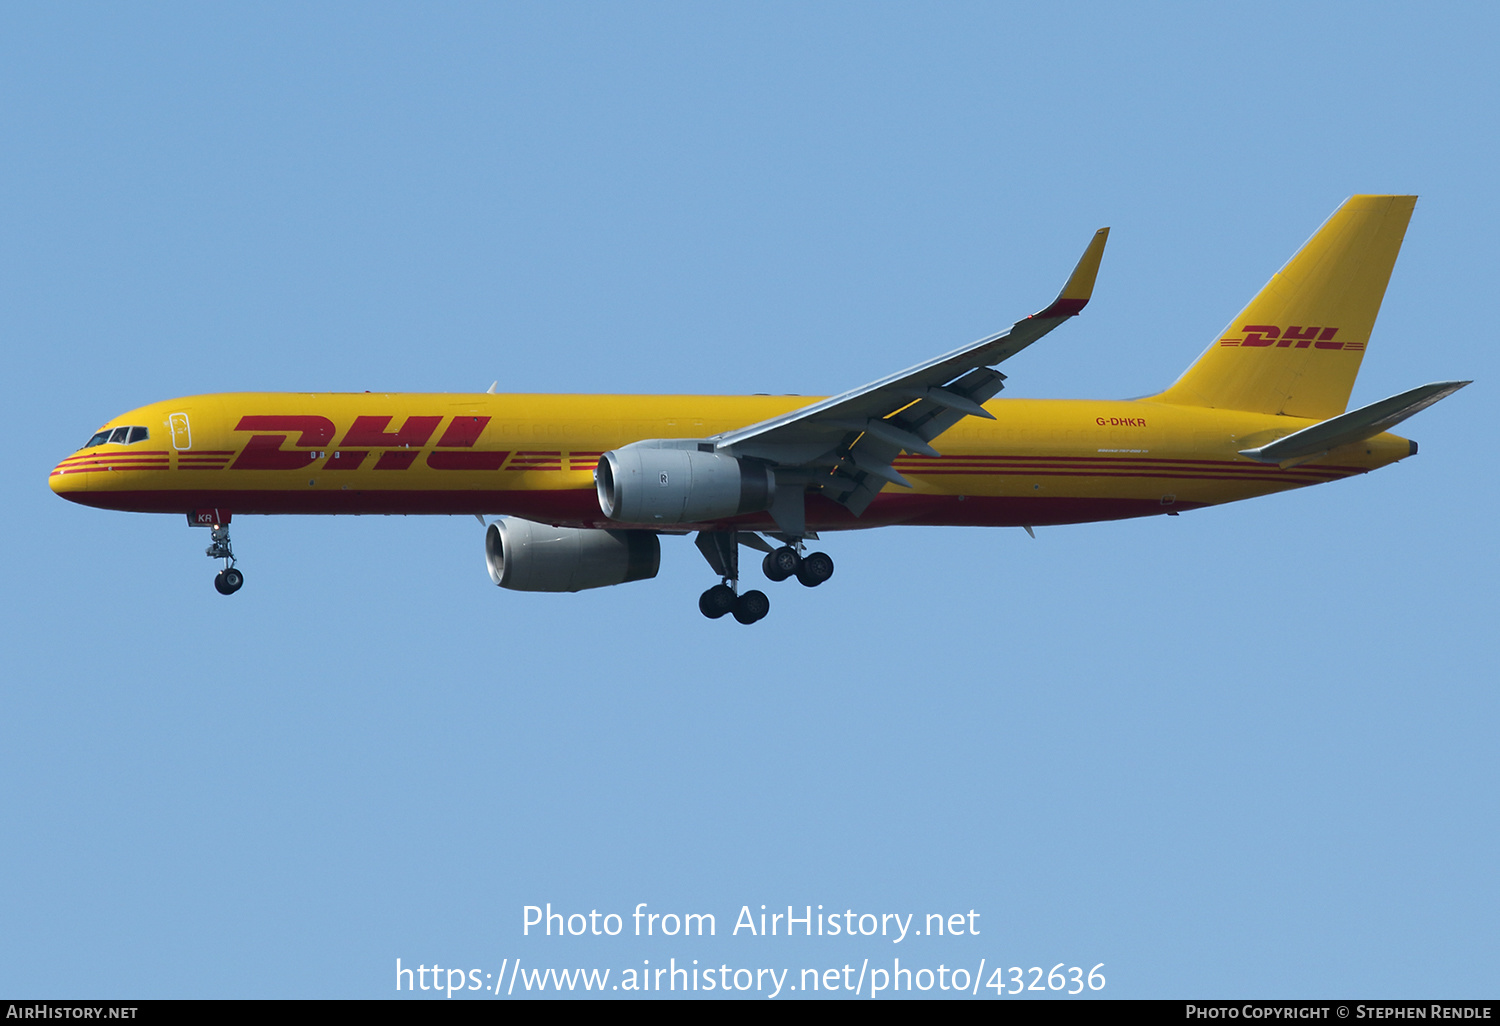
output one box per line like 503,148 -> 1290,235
715,227 -> 1108,525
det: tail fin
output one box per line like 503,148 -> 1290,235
1154,195 -> 1416,419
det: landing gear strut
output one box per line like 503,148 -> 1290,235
200,517 -> 243,595
694,530 -> 769,624
694,531 -> 835,622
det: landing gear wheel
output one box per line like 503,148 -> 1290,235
204,520 -> 241,594
795,551 -> 834,588
762,545 -> 800,582
214,567 -> 244,595
732,589 -> 770,624
699,584 -> 737,619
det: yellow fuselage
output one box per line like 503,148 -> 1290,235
49,391 -> 1412,531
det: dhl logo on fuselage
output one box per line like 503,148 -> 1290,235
231,414 -> 509,472
1217,325 -> 1362,350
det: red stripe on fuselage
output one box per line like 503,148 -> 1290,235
54,486 -> 1207,530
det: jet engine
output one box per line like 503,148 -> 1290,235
484,519 -> 660,592
595,442 -> 774,524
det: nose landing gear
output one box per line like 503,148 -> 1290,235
213,565 -> 244,595
193,512 -> 243,595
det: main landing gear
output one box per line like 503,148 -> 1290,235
694,532 -> 834,624
194,513 -> 243,595
693,530 -> 770,624
698,582 -> 770,624
760,545 -> 834,588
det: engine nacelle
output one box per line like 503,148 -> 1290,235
484,519 -> 660,592
595,442 -> 774,524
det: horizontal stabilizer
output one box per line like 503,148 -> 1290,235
1239,380 -> 1470,464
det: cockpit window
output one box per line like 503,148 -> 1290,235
82,426 -> 150,449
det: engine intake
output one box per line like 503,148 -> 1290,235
595,442 -> 774,524
485,519 -> 660,592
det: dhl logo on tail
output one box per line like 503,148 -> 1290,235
1218,325 -> 1357,350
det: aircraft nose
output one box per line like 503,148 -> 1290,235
49,455 -> 90,499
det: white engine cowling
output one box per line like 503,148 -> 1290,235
485,519 -> 660,592
595,443 -> 774,524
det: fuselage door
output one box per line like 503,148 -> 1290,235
169,413 -> 192,450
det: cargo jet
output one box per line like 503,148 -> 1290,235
50,195 -> 1467,623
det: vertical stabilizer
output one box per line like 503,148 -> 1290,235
1154,195 -> 1416,419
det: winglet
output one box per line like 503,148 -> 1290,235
1035,227 -> 1109,319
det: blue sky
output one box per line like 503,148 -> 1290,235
3,3 -> 1496,999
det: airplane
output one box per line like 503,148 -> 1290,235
49,195 -> 1467,624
